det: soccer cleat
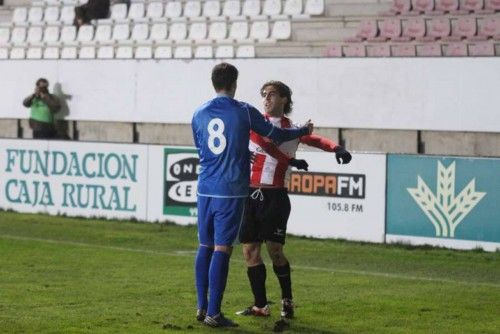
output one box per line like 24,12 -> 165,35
280,299 -> 294,319
196,309 -> 206,322
236,304 -> 271,317
203,313 -> 239,328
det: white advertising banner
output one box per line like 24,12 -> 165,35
287,152 -> 386,243
0,139 -> 148,220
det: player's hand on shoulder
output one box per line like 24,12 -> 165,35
333,146 -> 352,164
289,158 -> 308,171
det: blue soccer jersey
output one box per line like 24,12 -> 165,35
192,95 -> 308,198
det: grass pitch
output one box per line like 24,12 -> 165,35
0,211 -> 499,334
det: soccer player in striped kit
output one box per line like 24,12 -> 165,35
237,81 -> 352,320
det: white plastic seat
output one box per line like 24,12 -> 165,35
77,25 -> 94,42
170,22 -> 187,40
110,4 -> 128,21
95,24 -> 112,42
229,21 -> 249,40
272,20 -> 291,39
0,28 -> 10,44
43,26 -> 60,43
215,45 -> 234,58
243,0 -> 262,16
147,2 -> 164,19
61,6 -> 76,24
27,26 -> 43,43
43,46 -> 60,59
112,24 -> 130,41
131,23 -> 149,41
284,0 -> 303,16
97,45 -> 114,59
61,46 -> 77,59
0,48 -> 8,59
250,21 -> 269,40
116,45 -> 133,58
305,0 -> 324,15
10,47 -> 26,59
150,23 -> 168,40
128,3 -> 145,20
44,7 -> 60,23
174,45 -> 192,58
165,2 -> 182,18
28,7 -> 44,23
209,22 -> 228,40
195,45 -> 213,58
79,45 -> 96,58
60,25 -> 77,42
11,27 -> 27,44
223,0 -> 241,17
12,8 -> 28,24
154,45 -> 172,58
263,0 -> 282,16
184,1 -> 202,18
189,22 -> 207,41
135,45 -> 153,59
27,47 -> 42,59
236,44 -> 255,57
203,1 -> 221,17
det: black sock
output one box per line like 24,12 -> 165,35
247,264 -> 267,308
273,262 -> 292,300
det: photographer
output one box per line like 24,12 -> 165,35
23,78 -> 61,139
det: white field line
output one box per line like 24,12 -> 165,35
1,234 -> 499,289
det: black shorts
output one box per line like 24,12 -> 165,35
239,187 -> 291,245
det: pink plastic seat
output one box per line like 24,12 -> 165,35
344,19 -> 378,42
483,0 -> 500,11
393,17 -> 426,41
343,44 -> 366,57
443,17 -> 477,41
381,0 -> 412,15
410,0 -> 435,14
324,44 -> 342,57
468,41 -> 495,55
417,17 -> 451,41
369,18 -> 402,42
432,0 -> 459,14
444,42 -> 468,55
392,44 -> 417,56
470,16 -> 500,40
417,43 -> 442,55
451,0 -> 484,14
367,44 -> 391,56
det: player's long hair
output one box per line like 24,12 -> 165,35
261,81 -> 293,115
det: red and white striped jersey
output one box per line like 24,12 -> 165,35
249,114 -> 338,188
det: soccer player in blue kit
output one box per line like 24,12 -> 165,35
191,63 -> 314,328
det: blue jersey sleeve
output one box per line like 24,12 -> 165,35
247,105 -> 309,143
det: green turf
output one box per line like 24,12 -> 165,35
0,211 -> 499,334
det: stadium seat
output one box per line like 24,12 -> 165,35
392,44 -> 416,56
444,42 -> 468,56
345,19 -> 378,43
128,3 -> 145,21
263,0 -> 283,16
194,45 -> 213,58
471,16 -> 500,40
243,0 -> 262,17
79,45 -> 96,59
110,3 -> 128,21
97,45 -> 114,59
272,20 -> 292,39
146,2 -> 164,19
170,23 -> 188,40
77,24 -> 94,42
367,44 -> 391,57
10,47 -> 26,59
324,44 -> 342,57
131,23 -> 149,41
150,23 -> 168,41
417,43 -> 442,56
223,0 -> 241,17
305,0 -> 325,15
432,0 -> 459,14
44,7 -> 60,23
27,47 -> 42,59
189,22 -> 208,41
250,20 -> 270,40
410,0 -> 435,14
443,17 -> 477,41
368,18 -> 402,42
417,17 -> 451,41
381,0 -> 411,15
28,7 -> 44,23
229,21 -> 249,40
43,46 -> 60,59
165,2 -> 183,19
344,44 -> 366,57
135,45 -> 152,59
11,27 -> 27,44
483,0 -> 500,12
27,26 -> 43,44
95,24 -> 112,42
60,25 -> 77,43
61,46 -> 77,59
112,24 -> 130,41
12,8 -> 28,24
393,17 -> 425,42
284,0 -> 303,16
174,45 -> 192,58
0,48 -> 8,59
215,45 -> 234,58
209,22 -> 228,40
154,45 -> 172,58
236,44 -> 255,57
43,26 -> 60,43
116,46 -> 133,59
0,28 -> 10,44
61,6 -> 76,25
468,41 -> 495,55
452,0 -> 484,14
184,1 -> 202,18
203,1 -> 222,17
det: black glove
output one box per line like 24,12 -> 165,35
334,146 -> 352,164
289,158 -> 308,171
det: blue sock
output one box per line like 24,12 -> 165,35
207,251 -> 230,317
195,246 -> 214,311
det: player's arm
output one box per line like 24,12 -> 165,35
300,134 -> 352,164
251,131 -> 309,170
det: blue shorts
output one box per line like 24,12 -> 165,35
197,196 -> 246,247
